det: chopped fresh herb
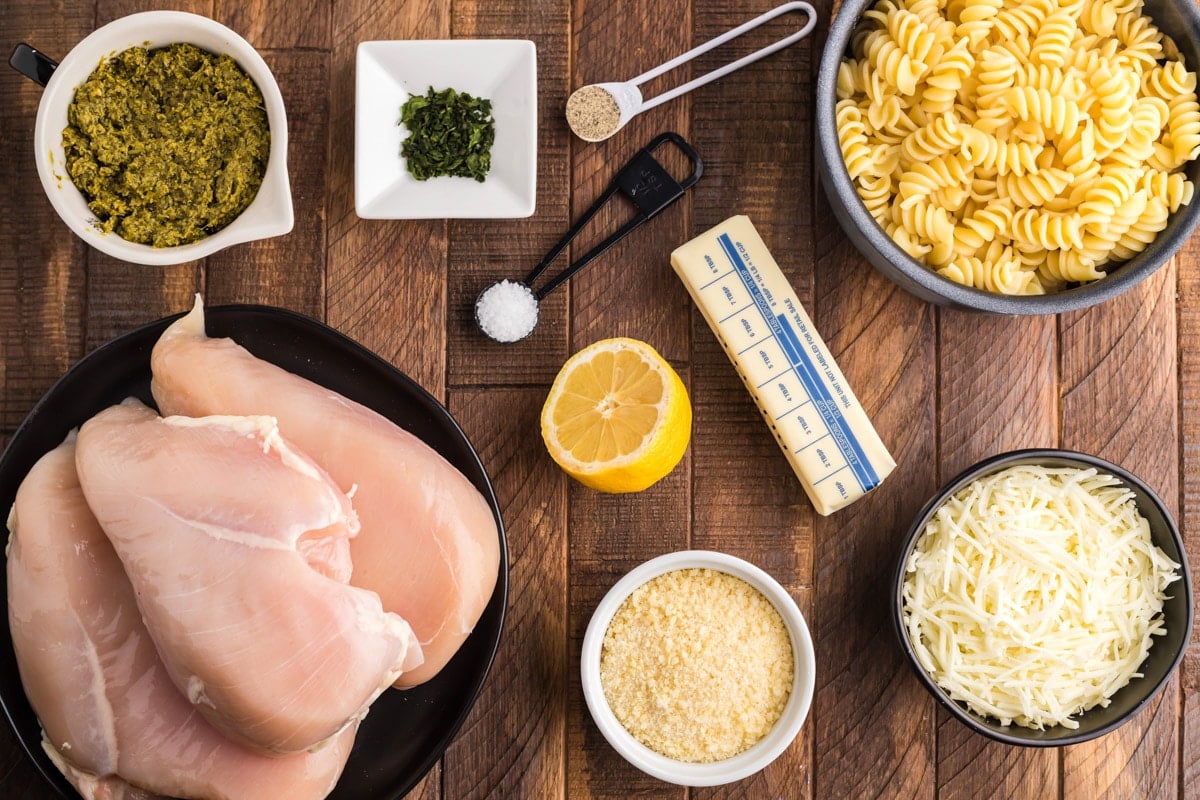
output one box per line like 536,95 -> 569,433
399,86 -> 495,182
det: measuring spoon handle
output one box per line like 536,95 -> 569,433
632,1 -> 817,112
10,43 -> 59,87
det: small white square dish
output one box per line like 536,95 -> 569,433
355,39 -> 537,220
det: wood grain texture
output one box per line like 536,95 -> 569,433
445,0 -> 572,388
809,13 -> 939,795
0,0 -> 91,435
687,4 -> 815,798
82,0 -> 209,349
810,234 -> 938,800
327,0 -> 449,395
217,0 -> 329,50
565,1 -> 693,798
934,312 -> 1058,800
0,0 -> 92,792
568,0 -> 693,362
1179,226 -> 1200,800
2,0 -> 1199,798
446,388 -> 568,799
1061,264 -> 1181,800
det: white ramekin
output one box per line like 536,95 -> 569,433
580,549 -> 816,786
32,10 -> 293,265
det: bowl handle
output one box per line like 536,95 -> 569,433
10,44 -> 58,87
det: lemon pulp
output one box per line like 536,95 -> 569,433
540,338 -> 691,493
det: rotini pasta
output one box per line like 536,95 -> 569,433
836,100 -> 874,181
834,0 -> 1200,295
862,28 -> 926,95
954,0 -> 1001,50
1142,169 -> 1195,212
857,173 -> 894,223
920,38 -> 974,114
1076,165 -> 1141,224
1011,207 -> 1084,250
1031,11 -> 1076,68
898,154 -> 973,207
999,167 -> 1073,208
901,114 -> 964,162
1111,196 -> 1171,259
953,199 -> 1014,256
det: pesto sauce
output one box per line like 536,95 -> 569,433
62,43 -> 270,248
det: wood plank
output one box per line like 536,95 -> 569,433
808,50 -> 939,786
205,48 -> 328,317
686,3 -> 816,797
1060,263 -> 1180,800
810,9 -> 935,800
84,257 -> 201,349
565,0 -> 693,796
1185,630 -> 1200,783
327,0 -> 449,394
0,2 -> 93,795
440,2 -> 569,795
1178,225 -> 1200,800
96,0 -> 209,26
445,0 -> 572,388
566,0 -> 693,363
935,312 -> 1059,800
0,3 -> 92,436
444,388 -> 567,798
809,244 -> 937,800
937,314 -> 1059,476
565,469 -> 693,800
217,0 -> 329,49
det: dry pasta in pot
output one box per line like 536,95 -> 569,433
835,0 -> 1200,295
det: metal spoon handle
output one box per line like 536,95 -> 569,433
630,1 -> 817,112
10,43 -> 58,87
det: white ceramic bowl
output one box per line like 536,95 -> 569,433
354,40 -> 537,219
33,11 -> 293,266
580,550 -> 815,787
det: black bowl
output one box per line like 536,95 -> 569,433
815,0 -> 1200,313
0,305 -> 508,798
891,449 -> 1193,746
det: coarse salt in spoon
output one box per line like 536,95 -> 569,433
565,1 -> 818,142
475,280 -> 540,343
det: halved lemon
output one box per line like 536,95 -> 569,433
540,337 -> 691,493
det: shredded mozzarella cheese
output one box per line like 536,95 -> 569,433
902,464 -> 1180,730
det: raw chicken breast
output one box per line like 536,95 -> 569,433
7,435 -> 357,800
75,401 -> 421,754
151,297 -> 501,687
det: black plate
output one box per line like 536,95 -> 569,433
0,305 -> 508,799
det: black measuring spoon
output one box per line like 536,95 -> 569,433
474,131 -> 703,343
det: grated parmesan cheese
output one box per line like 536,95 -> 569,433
599,568 -> 794,762
902,464 -> 1180,730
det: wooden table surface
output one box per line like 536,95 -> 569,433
2,0 -> 1198,798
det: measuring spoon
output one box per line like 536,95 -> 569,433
566,1 -> 818,142
475,132 -> 703,343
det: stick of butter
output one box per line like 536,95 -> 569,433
671,215 -> 896,515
